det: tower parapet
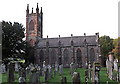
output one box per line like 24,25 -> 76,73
26,3 -> 43,46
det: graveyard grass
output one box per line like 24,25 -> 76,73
1,68 -> 119,83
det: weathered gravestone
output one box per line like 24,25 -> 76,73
61,76 -> 67,84
88,61 -> 92,80
113,59 -> 118,71
7,63 -> 15,82
29,68 -> 40,83
108,60 -> 113,80
70,62 -> 75,76
55,61 -> 58,72
18,67 -> 27,83
48,65 -> 53,79
91,62 -> 100,84
85,70 -> 88,83
45,68 -> 49,82
58,56 -> 63,75
72,72 -> 81,84
106,52 -> 114,80
106,58 -> 109,74
15,62 -> 19,72
1,63 -> 6,73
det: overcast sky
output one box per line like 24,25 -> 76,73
0,0 -> 119,39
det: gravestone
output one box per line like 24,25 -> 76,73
88,61 -> 91,80
15,62 -> 19,72
72,72 -> 81,84
55,61 -> 58,72
7,63 -> 15,82
61,76 -> 67,84
113,59 -> 118,71
107,52 -> 114,80
48,65 -> 53,79
85,70 -> 88,83
91,62 -> 100,83
70,62 -> 74,76
58,56 -> 63,75
108,60 -> 113,80
106,59 -> 109,74
18,76 -> 25,83
1,63 -> 6,73
59,64 -> 63,75
45,68 -> 49,82
29,68 -> 40,83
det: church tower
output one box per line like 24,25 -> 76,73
26,3 -> 43,46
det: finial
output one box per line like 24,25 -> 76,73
47,35 -> 48,38
40,7 -> 42,13
84,33 -> 86,36
59,35 -> 60,38
27,4 -> 29,10
37,3 -> 39,8
32,7 -> 33,13
36,3 -> 39,13
26,4 -> 29,15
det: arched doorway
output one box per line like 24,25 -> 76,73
76,48 -> 82,67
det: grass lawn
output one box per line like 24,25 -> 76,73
0,68 -> 119,83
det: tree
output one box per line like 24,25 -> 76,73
112,37 -> 120,60
21,41 -> 35,64
99,35 -> 114,66
2,21 -> 25,60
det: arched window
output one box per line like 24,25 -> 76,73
29,39 -> 34,46
39,50 -> 44,66
50,49 -> 56,65
76,48 -> 82,67
63,49 -> 69,66
90,48 -> 95,63
29,20 -> 34,30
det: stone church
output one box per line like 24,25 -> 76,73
26,3 -> 101,68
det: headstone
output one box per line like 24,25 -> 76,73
91,62 -> 100,84
18,76 -> 25,83
113,59 -> 118,71
55,61 -> 58,72
59,64 -> 63,75
72,72 -> 81,84
61,76 -> 67,84
85,70 -> 88,83
29,68 -> 39,83
106,59 -> 109,74
58,56 -> 63,75
70,62 -> 74,76
45,68 -> 49,82
48,65 -> 53,79
7,63 -> 15,82
15,62 -> 19,72
1,63 -> 6,73
108,61 -> 113,80
88,62 -> 91,80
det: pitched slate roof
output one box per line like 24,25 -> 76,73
36,35 -> 97,48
